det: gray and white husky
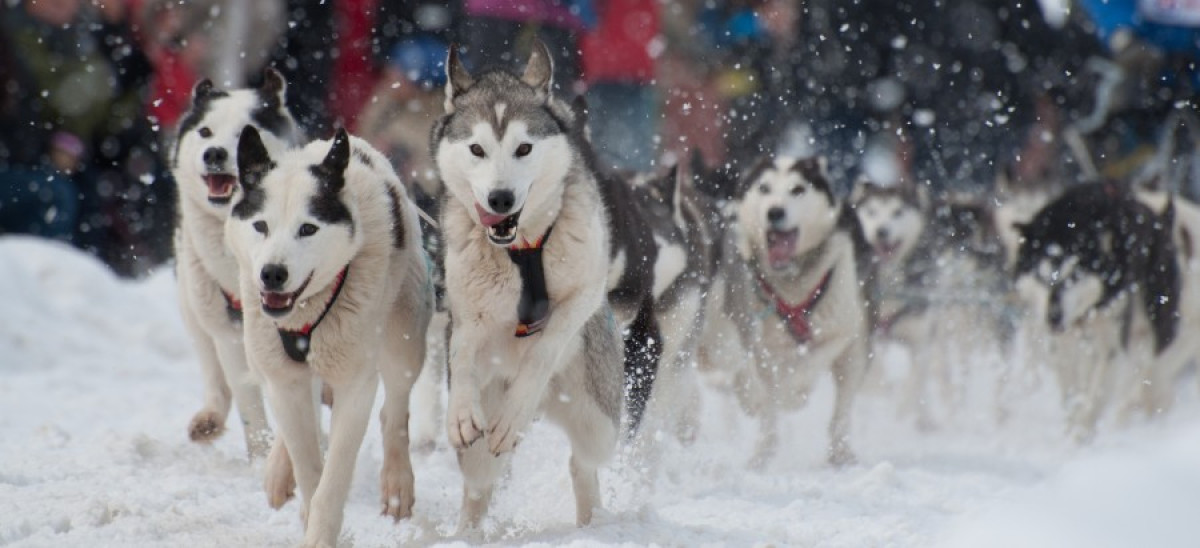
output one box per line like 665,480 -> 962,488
171,69 -> 300,458
431,42 -> 623,530
709,155 -> 870,467
226,128 -> 432,545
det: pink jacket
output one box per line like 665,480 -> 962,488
463,0 -> 588,31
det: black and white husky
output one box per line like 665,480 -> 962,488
226,128 -> 433,545
171,70 -> 300,458
1015,180 -> 1198,440
708,155 -> 871,467
431,42 -> 623,530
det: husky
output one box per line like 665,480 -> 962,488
704,155 -> 870,467
431,42 -> 623,530
227,128 -> 432,545
622,161 -> 720,448
171,69 -> 301,458
561,98 -> 663,433
853,178 -> 1009,428
1013,181 -> 1181,441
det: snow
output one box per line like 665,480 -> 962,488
3,236 -> 1200,547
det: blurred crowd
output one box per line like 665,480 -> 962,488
1,0 -> 1197,277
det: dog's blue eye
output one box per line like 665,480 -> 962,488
199,127 -> 213,138
298,223 -> 319,237
253,221 -> 268,235
791,186 -> 806,195
515,143 -> 532,157
758,184 -> 769,195
469,144 -> 485,158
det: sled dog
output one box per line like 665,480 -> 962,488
172,69 -> 300,458
713,155 -> 870,467
431,42 -> 624,530
227,127 -> 432,545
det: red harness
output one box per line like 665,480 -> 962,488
756,269 -> 834,344
221,287 -> 243,323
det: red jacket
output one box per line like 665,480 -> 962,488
580,0 -> 658,84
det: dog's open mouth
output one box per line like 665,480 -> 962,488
875,239 -> 900,260
476,203 -> 521,245
260,273 -> 312,317
766,228 -> 799,269
204,173 -> 236,204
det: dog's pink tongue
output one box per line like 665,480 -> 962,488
768,232 -> 797,267
475,203 -> 508,227
205,174 -> 236,196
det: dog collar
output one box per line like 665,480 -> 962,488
277,266 -> 349,362
221,287 -> 243,323
756,268 -> 834,344
507,225 -> 554,337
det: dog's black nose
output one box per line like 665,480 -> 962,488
488,189 -> 516,214
204,147 -> 229,166
1047,299 -> 1064,329
877,227 -> 890,241
767,207 -> 785,224
261,264 -> 289,291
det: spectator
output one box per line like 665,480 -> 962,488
579,0 -> 660,171
1,0 -> 174,276
358,0 -> 458,197
459,0 -> 595,97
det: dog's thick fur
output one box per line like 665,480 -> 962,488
853,179 -> 1010,428
1014,181 -> 1182,440
566,99 -> 663,432
171,70 -> 300,458
702,155 -> 870,467
227,128 -> 432,545
431,42 -> 623,530
623,162 -> 720,448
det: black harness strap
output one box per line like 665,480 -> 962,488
277,266 -> 349,362
507,225 -> 555,337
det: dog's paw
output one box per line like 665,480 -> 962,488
380,461 -> 415,521
264,440 -> 296,510
487,402 -> 534,455
447,400 -> 485,450
828,446 -> 857,468
188,409 -> 226,442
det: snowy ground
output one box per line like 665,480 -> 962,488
2,236 -> 1200,547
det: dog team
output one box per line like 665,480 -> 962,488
170,43 -> 1200,545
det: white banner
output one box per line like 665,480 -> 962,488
1140,0 -> 1200,26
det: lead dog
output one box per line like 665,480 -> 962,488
431,42 -> 623,530
172,70 -> 300,458
227,127 -> 432,545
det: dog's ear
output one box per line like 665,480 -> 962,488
320,128 -> 352,188
522,40 -> 554,99
192,79 -> 216,104
849,174 -> 871,204
237,125 -> 272,187
259,68 -> 287,109
444,45 -> 473,113
649,164 -> 680,210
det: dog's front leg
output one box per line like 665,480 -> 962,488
212,339 -> 272,458
446,328 -> 486,450
262,367 -> 323,520
303,369 -> 379,547
488,292 -> 596,456
486,349 -> 559,455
